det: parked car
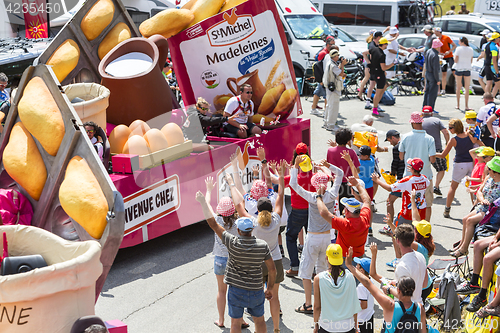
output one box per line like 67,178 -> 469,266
329,24 -> 368,54
397,33 -> 483,92
434,14 -> 500,47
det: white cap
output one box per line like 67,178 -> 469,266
389,27 -> 398,34
481,29 -> 491,35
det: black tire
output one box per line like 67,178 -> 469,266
407,4 -> 420,26
434,3 -> 442,18
294,66 -> 304,81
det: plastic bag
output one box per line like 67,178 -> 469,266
353,131 -> 378,153
381,169 -> 396,185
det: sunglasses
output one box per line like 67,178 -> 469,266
0,83 -> 7,87
448,126 -> 454,129
244,91 -> 253,94
198,106 -> 208,111
86,129 -> 95,133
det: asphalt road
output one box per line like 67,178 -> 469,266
95,92 -> 486,332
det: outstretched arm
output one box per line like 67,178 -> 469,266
274,161 -> 286,217
316,186 -> 334,222
196,191 -> 224,239
372,173 -> 392,192
226,174 -> 250,218
257,147 -> 273,189
205,177 -> 217,217
230,151 -> 245,195
411,189 -> 422,222
369,243 -> 383,283
341,150 -> 359,179
349,176 -> 370,209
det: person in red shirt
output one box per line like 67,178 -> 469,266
326,128 -> 360,213
277,142 -> 315,276
433,27 -> 456,95
317,176 -> 371,258
373,158 -> 430,226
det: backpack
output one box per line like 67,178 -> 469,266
313,59 -> 324,83
380,90 -> 396,105
394,301 -> 420,333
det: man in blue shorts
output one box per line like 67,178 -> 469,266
197,192 -> 276,333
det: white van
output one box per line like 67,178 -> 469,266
314,0 -> 419,39
274,0 -> 357,78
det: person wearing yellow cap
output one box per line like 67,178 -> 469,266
463,110 -> 481,142
367,36 -> 395,117
466,146 -> 496,200
483,32 -> 500,97
312,244 -> 361,333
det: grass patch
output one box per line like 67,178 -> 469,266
436,0 -> 475,17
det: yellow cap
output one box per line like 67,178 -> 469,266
299,155 -> 313,172
412,220 -> 432,238
326,244 -> 343,265
478,147 -> 495,157
490,32 -> 500,41
379,37 -> 389,45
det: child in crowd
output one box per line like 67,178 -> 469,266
372,158 -> 430,226
466,147 -> 495,202
358,145 -> 376,235
354,257 -> 375,333
464,111 -> 481,143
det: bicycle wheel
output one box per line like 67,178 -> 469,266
434,3 -> 442,18
407,4 -> 420,26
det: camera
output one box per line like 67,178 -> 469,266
339,56 -> 356,65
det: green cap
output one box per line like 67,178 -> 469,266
487,156 -> 500,173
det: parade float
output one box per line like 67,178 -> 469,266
0,0 -> 309,329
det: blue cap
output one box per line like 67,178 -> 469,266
340,197 -> 361,213
353,257 -> 371,273
236,217 -> 254,232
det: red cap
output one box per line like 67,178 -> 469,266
296,142 -> 308,155
422,106 -> 433,113
408,158 -> 424,172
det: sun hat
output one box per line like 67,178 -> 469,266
487,156 -> 500,173
326,244 -> 343,265
408,157 -> 424,171
462,110 -> 477,121
216,197 -> 235,217
359,145 -> 372,156
478,147 -> 495,157
257,197 -> 273,212
329,49 -> 340,57
409,111 -> 423,123
421,24 -> 433,32
250,180 -> 268,200
433,27 -> 442,32
311,172 -> 330,190
340,197 -> 361,213
389,27 -> 399,35
422,105 -> 433,113
296,142 -> 308,154
353,257 -> 371,273
412,220 -> 432,238
299,155 -> 313,172
490,32 -> 500,41
236,217 -> 254,232
351,178 -> 365,193
432,39 -> 443,48
379,37 -> 389,45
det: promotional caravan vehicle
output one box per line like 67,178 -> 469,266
29,0 -> 310,249
314,0 -> 419,39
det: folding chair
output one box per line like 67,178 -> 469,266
427,256 -> 471,280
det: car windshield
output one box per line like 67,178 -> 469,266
285,14 -> 332,40
333,27 -> 357,42
487,22 -> 500,32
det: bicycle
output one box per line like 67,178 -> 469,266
407,0 -> 442,26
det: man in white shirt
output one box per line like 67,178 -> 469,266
382,224 -> 428,304
223,83 -> 262,139
384,27 -> 413,79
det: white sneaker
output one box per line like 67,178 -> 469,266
310,108 -> 320,115
326,124 -> 340,132
440,90 -> 446,96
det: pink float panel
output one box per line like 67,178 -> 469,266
113,118 -> 310,248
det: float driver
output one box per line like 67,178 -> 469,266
223,83 -> 262,139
